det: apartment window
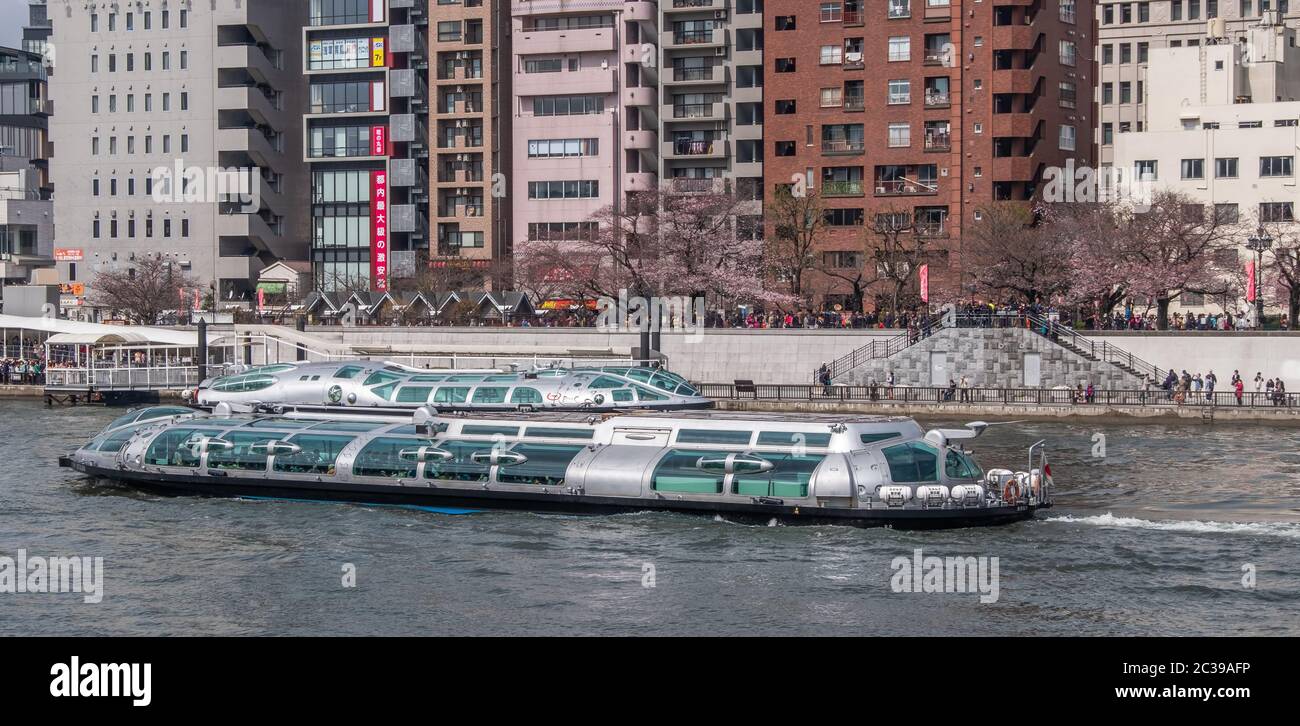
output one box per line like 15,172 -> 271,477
888,79 -> 911,104
144,11 -> 151,29
180,92 -> 189,111
820,2 -> 843,22
1103,4 -> 1114,23
528,180 -> 600,199
776,58 -> 797,73
820,87 -> 842,107
1138,42 -> 1149,63
1102,123 -> 1114,145
91,14 -> 98,32
1102,83 -> 1114,104
1173,1 -> 1184,20
108,13 -> 116,31
524,58 -> 561,73
1261,156 -> 1294,177
1276,119 -> 1299,127
888,36 -> 910,62
820,46 -> 842,65
527,138 -> 599,158
180,10 -> 188,28
1215,157 -> 1239,178
126,12 -> 134,30
1140,2 -> 1152,21
1060,41 -> 1077,66
181,134 -> 189,153
1122,3 -> 1133,21
180,51 -> 188,70
162,10 -> 169,28
1061,0 -> 1077,23
1181,159 -> 1205,179
775,141 -> 796,156
1190,0 -> 1201,18
91,55 -> 98,73
144,53 -> 151,71
1214,203 -> 1238,223
888,122 -> 911,147
1261,202 -> 1295,223
162,52 -> 169,70
532,95 -> 603,116
1136,160 -> 1158,179
824,210 -> 865,227
1059,125 -> 1077,151
775,99 -> 797,114
776,16 -> 796,30
1102,44 -> 1113,64
91,95 -> 99,113
1120,81 -> 1132,104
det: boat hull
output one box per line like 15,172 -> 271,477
63,459 -> 1046,530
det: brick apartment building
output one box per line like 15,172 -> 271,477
764,0 -> 1097,309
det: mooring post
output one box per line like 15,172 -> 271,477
197,320 -> 208,382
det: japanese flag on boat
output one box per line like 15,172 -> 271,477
1043,455 -> 1054,489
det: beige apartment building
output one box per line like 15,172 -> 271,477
48,0 -> 310,307
1111,17 -> 1300,314
1098,1 -> 1300,165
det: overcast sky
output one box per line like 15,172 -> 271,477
0,0 -> 27,50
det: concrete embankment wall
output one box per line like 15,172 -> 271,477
217,325 -> 1300,388
715,399 -> 1300,424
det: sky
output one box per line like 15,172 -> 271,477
0,0 -> 27,50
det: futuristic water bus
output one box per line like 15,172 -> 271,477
192,360 -> 713,413
61,407 -> 1053,529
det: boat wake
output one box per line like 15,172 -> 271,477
1045,513 -> 1300,540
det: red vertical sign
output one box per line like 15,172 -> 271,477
919,264 -> 930,302
1247,260 -> 1257,302
371,125 -> 387,157
371,170 -> 389,292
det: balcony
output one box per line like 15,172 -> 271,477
666,102 -> 728,121
873,179 -> 939,196
924,130 -> 951,151
664,28 -> 728,49
665,0 -> 726,12
822,180 -> 865,197
923,49 -> 952,66
992,24 -> 1038,51
924,90 -> 951,108
626,130 -> 658,150
843,95 -> 865,112
517,26 -> 617,55
665,138 -> 728,159
991,113 -> 1038,138
626,2 -> 657,21
670,178 -> 726,194
670,66 -> 721,84
623,86 -> 658,107
992,69 -> 1038,94
844,10 -> 865,25
515,68 -> 616,96
822,140 -> 865,155
915,221 -> 949,237
625,172 -> 658,191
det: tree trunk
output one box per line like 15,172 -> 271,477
1156,297 -> 1171,330
1290,287 -> 1299,331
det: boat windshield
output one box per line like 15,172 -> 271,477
945,448 -> 983,480
106,406 -> 194,432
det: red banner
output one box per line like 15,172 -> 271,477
257,287 -> 266,312
371,170 -> 389,292
370,125 -> 387,157
1247,260 -> 1257,302
919,264 -> 930,302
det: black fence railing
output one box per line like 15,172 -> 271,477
700,383 -> 1299,410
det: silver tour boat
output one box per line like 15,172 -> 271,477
60,406 -> 1053,529
189,360 -> 713,413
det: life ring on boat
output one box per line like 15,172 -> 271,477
1003,480 -> 1020,503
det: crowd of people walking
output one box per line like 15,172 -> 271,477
1,357 -> 45,385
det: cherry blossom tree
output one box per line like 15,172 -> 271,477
964,202 -> 1071,304
91,255 -> 203,325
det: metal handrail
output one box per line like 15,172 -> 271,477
702,382 -> 1298,410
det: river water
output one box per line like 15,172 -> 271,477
1,399 -> 1296,636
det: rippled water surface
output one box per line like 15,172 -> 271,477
1,400 -> 1297,636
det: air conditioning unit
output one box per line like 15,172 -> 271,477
876,186 -> 887,194
714,10 -> 728,20
714,47 -> 727,56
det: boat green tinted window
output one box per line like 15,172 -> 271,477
363,371 -> 403,387
424,441 -> 491,482
860,432 -> 902,445
446,375 -> 485,383
588,375 -> 627,389
471,387 -> 509,404
881,442 -> 940,483
623,368 -> 653,383
334,365 -> 364,379
510,387 -> 543,404
246,418 -> 313,429
484,375 -> 520,382
677,429 -> 752,445
756,431 -> 832,448
675,383 -> 700,396
945,449 -> 983,480
396,385 -> 434,403
612,389 -> 634,403
273,434 -> 354,475
144,428 -> 225,467
652,450 -> 726,494
460,425 -> 519,437
212,374 -> 276,392
634,385 -> 667,401
108,406 -> 192,431
433,387 -> 470,404
410,375 -> 447,382
496,444 -> 585,486
352,436 -> 422,479
733,454 -> 823,498
97,427 -> 144,453
207,432 -> 280,472
524,427 -> 595,440
648,373 -> 677,392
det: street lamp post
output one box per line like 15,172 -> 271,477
1246,227 -> 1274,329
